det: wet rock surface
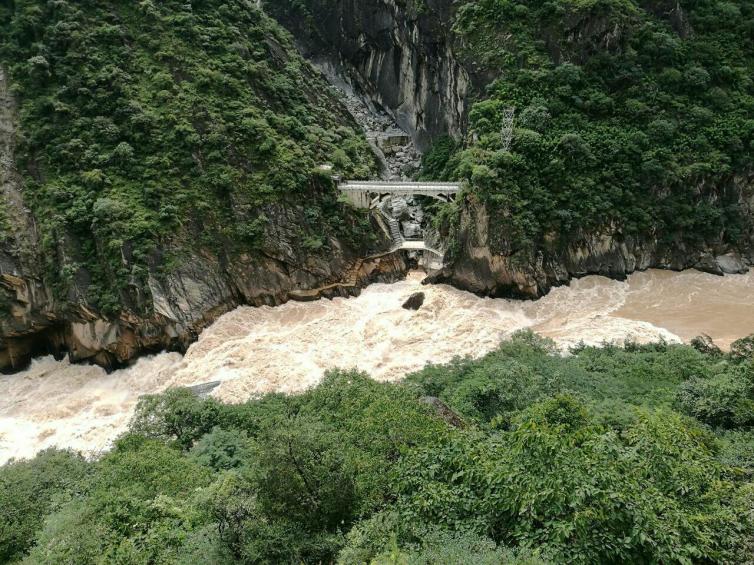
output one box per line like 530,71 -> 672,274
429,196 -> 753,299
402,291 -> 425,310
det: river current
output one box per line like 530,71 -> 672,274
2,269 -> 753,463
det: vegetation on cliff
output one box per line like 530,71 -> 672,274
424,0 -> 754,257
2,333 -> 753,563
0,0 -> 375,315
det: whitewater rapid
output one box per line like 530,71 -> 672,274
2,269 -> 753,463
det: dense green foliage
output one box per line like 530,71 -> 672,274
432,0 -> 754,255
0,0 -> 375,314
3,333 -> 753,563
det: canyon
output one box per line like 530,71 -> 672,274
1,0 -> 752,375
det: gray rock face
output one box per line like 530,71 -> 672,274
320,63 -> 421,180
716,253 -> 749,275
267,0 -> 471,152
428,195 -> 753,298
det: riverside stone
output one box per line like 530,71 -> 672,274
402,291 -> 425,310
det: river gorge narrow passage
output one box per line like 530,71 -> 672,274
2,269 -> 753,464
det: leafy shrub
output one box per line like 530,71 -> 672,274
675,365 -> 754,428
189,427 -> 254,471
0,450 -> 88,562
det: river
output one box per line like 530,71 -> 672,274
1,269 -> 753,464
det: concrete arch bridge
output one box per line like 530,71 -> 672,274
338,180 -> 461,268
339,180 -> 461,209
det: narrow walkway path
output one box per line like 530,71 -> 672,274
287,248 -> 405,301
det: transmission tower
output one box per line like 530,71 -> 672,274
500,106 -> 516,152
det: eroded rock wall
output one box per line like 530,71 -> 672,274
1,223 -> 408,373
266,0 -> 472,151
429,189 -> 754,298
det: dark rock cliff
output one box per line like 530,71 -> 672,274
427,192 -> 754,299
269,0 -> 753,299
265,0 -> 473,152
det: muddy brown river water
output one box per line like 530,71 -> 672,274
1,269 -> 752,463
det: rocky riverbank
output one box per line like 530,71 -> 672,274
428,195 -> 753,299
1,242 -> 409,372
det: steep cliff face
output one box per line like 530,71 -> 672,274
429,188 -> 754,298
1,69 -> 406,371
0,2 -> 406,373
271,0 -> 753,297
1,164 -> 408,371
265,0 -> 472,152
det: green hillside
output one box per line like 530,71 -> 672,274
0,0 -> 375,314
2,334 -> 753,563
428,0 -> 754,256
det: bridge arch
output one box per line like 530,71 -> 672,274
339,180 -> 461,210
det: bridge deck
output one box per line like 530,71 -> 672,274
340,181 -> 461,193
399,240 -> 430,250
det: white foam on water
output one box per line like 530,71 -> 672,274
0,353 -> 182,463
2,269 -> 753,463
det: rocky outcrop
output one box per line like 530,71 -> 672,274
419,396 -> 465,428
402,291 -> 425,310
266,0 -> 472,151
1,232 -> 409,372
318,64 -> 421,180
427,191 -> 754,298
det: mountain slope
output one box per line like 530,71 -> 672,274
268,0 -> 754,296
0,0 -> 396,371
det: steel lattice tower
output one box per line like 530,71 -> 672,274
501,106 -> 516,152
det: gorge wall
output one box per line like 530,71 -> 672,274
0,0 -> 409,374
2,0 -> 753,372
269,0 -> 754,298
0,177 -> 409,372
429,191 -> 754,298
264,0 -> 473,152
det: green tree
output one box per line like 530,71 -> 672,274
0,450 -> 88,562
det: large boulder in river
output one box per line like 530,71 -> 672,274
402,292 -> 425,310
716,253 -> 749,274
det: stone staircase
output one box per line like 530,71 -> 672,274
387,215 -> 404,246
378,199 -> 404,248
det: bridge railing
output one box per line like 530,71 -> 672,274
339,180 -> 461,192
